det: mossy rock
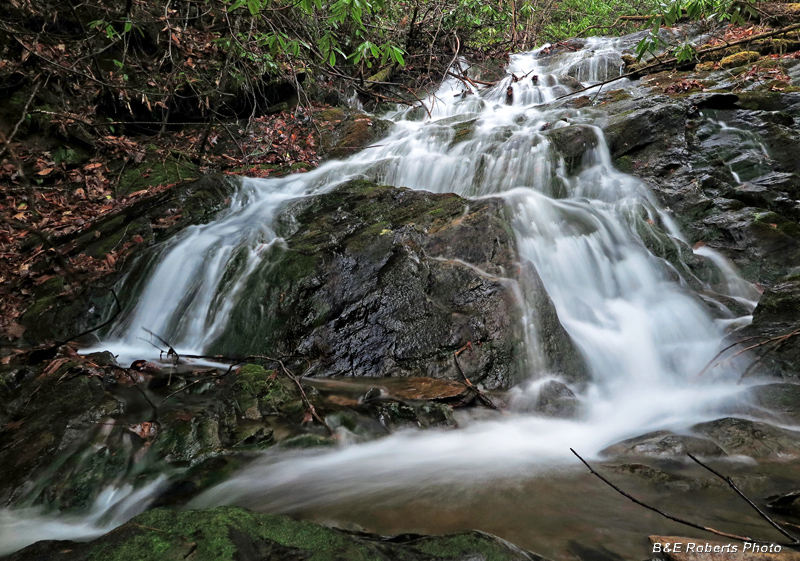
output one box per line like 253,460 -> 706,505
116,155 -> 198,198
20,174 -> 238,344
719,51 -> 761,69
318,111 -> 393,160
5,506 -> 549,561
695,61 -> 716,72
208,179 -> 586,390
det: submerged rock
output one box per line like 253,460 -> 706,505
691,417 -> 800,458
4,506 -> 551,561
767,489 -> 800,518
600,430 -> 725,459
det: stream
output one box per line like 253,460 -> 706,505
2,34 -> 787,560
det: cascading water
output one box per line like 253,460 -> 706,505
3,35 -> 763,557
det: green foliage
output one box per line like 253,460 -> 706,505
538,0 -> 660,44
224,0 -> 404,70
635,0 -> 758,62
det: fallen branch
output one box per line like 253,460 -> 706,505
447,70 -> 497,88
453,343 -> 502,412
696,327 -> 800,379
687,453 -> 800,544
571,448 -> 764,543
146,347 -> 333,435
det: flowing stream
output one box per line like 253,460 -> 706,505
2,36 -> 765,558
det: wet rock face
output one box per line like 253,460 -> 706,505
600,90 -> 800,287
211,180 -> 588,390
315,108 -> 393,160
5,506 -> 551,561
739,278 -> 800,379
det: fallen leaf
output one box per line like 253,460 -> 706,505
128,421 -> 158,439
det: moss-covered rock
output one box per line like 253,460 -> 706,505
116,155 -> 198,198
719,51 -> 761,69
317,110 -> 393,160
209,179 -> 587,390
5,506 -> 550,561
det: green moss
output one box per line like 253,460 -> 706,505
52,146 -> 90,167
719,51 -> 760,69
605,89 -> 631,102
449,119 -> 477,148
280,434 -> 335,449
316,108 -> 346,121
236,365 -> 279,399
117,156 -> 198,197
614,155 -> 633,173
409,533 -> 524,560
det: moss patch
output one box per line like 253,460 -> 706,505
719,51 -> 760,69
21,506 -> 542,561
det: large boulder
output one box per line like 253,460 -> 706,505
210,180 -> 588,390
600,89 -> 800,287
600,430 -> 726,459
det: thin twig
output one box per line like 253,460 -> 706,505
453,348 -> 502,412
571,448 -> 755,542
0,79 -> 41,159
687,453 -> 800,544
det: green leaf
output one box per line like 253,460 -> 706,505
246,0 -> 261,15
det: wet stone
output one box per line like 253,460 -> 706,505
600,430 -> 726,459
691,417 -> 800,458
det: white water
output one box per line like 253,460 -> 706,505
3,37 -> 760,554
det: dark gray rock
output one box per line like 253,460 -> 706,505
737,277 -> 800,379
600,90 -> 800,287
211,180 -> 588,390
749,383 -> 800,422
543,124 -> 599,175
767,489 -> 800,517
534,380 -> 579,418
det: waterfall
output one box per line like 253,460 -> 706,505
4,36 -> 757,555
